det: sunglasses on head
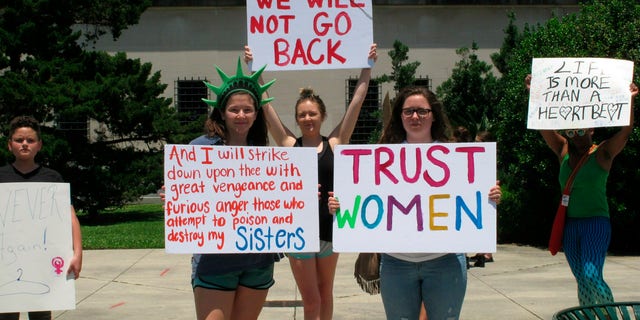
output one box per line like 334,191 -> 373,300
563,129 -> 586,138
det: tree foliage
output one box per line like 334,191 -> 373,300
492,0 -> 640,252
436,42 -> 500,139
376,40 -> 422,92
0,0 -> 197,216
368,40 -> 422,143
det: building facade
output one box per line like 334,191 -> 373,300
93,2 -> 579,140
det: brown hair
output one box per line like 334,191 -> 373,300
453,126 -> 472,142
475,130 -> 494,142
379,86 -> 451,143
9,116 -> 42,140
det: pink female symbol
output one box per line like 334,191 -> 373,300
52,257 -> 65,275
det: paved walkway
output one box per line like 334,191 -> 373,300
48,244 -> 640,320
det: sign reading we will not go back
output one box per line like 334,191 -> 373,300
247,0 -> 374,71
163,145 -> 319,254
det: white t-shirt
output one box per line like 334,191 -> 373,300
386,252 -> 449,262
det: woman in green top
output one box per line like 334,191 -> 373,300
528,75 -> 638,306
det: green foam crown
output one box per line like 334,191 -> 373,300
202,58 -> 275,109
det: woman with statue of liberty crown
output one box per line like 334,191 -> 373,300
189,58 -> 281,320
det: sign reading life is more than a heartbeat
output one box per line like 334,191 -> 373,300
0,183 -> 75,313
164,145 -> 319,254
528,57 -> 634,129
332,143 -> 497,253
246,0 -> 374,71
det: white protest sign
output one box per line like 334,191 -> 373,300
247,0 -> 374,71
333,143 -> 497,253
528,57 -> 634,129
0,183 -> 75,312
164,145 -> 319,254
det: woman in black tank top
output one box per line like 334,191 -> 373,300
245,44 -> 377,320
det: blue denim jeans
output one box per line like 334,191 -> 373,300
380,253 -> 467,320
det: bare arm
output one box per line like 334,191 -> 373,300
327,44 -> 377,148
68,205 -> 83,279
244,46 -> 297,147
262,103 -> 297,147
540,130 -> 568,162
596,82 -> 638,169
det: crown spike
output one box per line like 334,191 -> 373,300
216,65 -> 231,83
201,57 -> 276,110
235,58 -> 245,78
202,98 -> 217,108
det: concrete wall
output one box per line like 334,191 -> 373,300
93,5 -> 578,138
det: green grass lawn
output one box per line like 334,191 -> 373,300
77,204 -> 165,249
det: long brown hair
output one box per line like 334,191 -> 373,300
378,86 -> 451,143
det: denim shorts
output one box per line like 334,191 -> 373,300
192,264 -> 275,291
287,240 -> 334,260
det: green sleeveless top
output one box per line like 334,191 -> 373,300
558,150 -> 609,218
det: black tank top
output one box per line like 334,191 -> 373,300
295,136 -> 334,242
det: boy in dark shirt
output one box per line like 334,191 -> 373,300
0,116 -> 83,320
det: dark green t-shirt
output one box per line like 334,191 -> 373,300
559,153 -> 609,218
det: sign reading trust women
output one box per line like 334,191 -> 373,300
528,57 -> 634,129
164,145 -> 319,254
332,143 -> 497,253
0,183 -> 75,312
246,0 -> 374,71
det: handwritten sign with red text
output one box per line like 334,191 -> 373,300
163,145 -> 319,254
332,143 -> 497,253
247,0 -> 374,71
528,57 -> 634,129
0,183 -> 75,312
